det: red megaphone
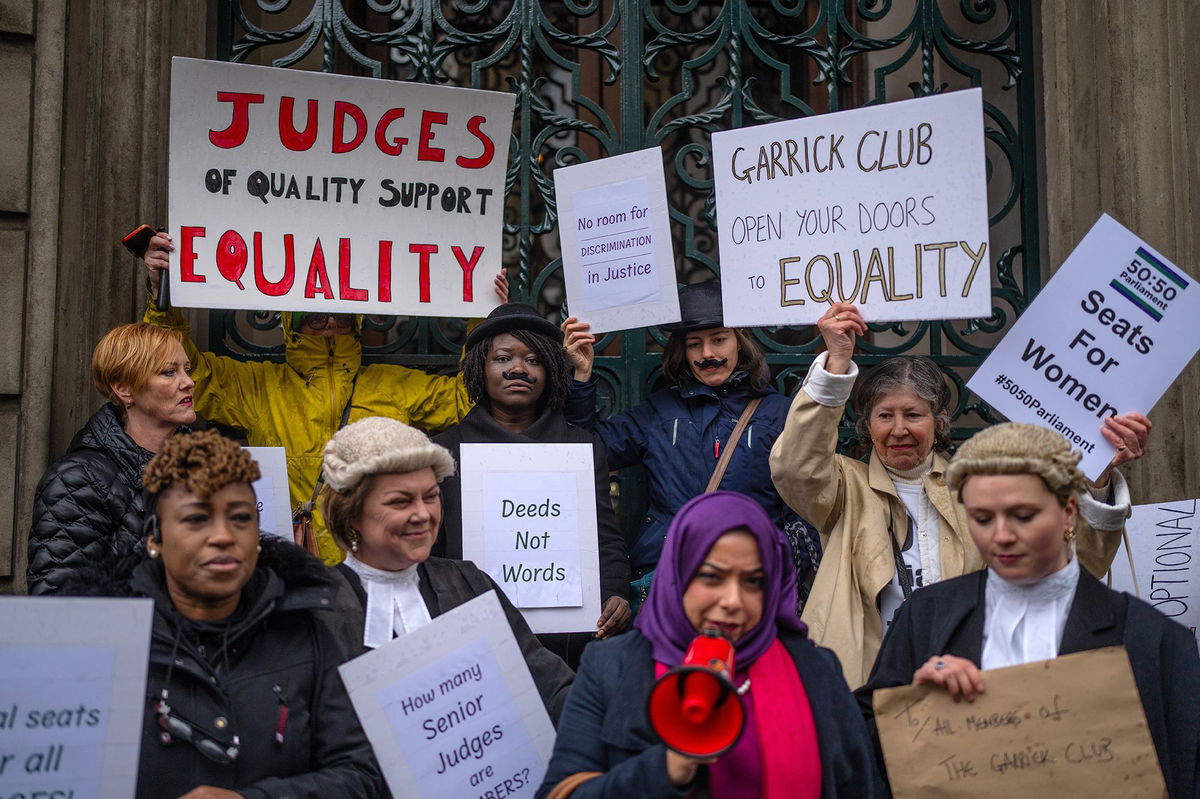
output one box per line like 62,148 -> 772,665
647,629 -> 747,758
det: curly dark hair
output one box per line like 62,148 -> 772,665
462,328 -> 572,411
143,429 -> 261,499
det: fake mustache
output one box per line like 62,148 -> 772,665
501,371 -> 539,384
693,357 -> 729,371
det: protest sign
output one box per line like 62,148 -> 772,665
458,443 -> 601,634
554,147 -> 681,333
0,598 -> 153,799
1109,499 -> 1200,646
168,57 -> 513,317
711,88 -> 989,327
969,214 -> 1200,479
339,591 -> 555,799
244,446 -> 292,540
874,646 -> 1167,798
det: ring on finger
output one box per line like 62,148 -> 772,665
934,660 -> 947,671
1117,445 -> 1127,451
834,313 -> 841,321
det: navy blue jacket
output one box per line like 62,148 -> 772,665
565,373 -> 810,570
536,629 -> 885,799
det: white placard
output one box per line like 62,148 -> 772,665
339,591 -> 555,799
554,147 -> 681,333
168,57 -> 513,317
1109,499 -> 1200,648
969,214 -> 1200,478
711,89 -> 990,327
459,443 -> 601,634
0,598 -> 153,799
244,446 -> 292,540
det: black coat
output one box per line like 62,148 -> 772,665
336,556 -> 574,722
65,537 -> 381,799
536,630 -> 886,799
27,404 -> 184,594
433,404 -> 631,602
859,569 -> 1200,799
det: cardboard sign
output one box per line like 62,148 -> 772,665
168,57 -> 513,316
711,89 -> 990,327
1109,499 -> 1200,646
244,446 -> 292,540
873,647 -> 1167,798
554,147 -> 681,333
459,443 -> 601,634
0,598 -> 154,799
969,214 -> 1200,478
339,591 -> 555,799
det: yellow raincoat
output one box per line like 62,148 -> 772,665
145,299 -> 472,563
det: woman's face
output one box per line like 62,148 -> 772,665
868,386 -> 937,471
152,482 -> 260,621
682,530 -> 764,642
353,468 -> 442,572
484,333 -> 547,412
962,474 -> 1076,582
685,327 -> 739,387
125,342 -> 196,427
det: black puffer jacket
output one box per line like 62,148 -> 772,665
27,403 -> 172,594
65,537 -> 381,799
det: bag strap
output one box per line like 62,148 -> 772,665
704,397 -> 763,494
889,514 -> 915,601
546,771 -> 603,799
295,374 -> 359,518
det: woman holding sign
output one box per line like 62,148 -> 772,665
769,302 -> 1150,688
66,429 -> 381,798
859,423 -> 1200,799
562,281 -> 820,611
537,491 -> 882,799
319,415 -> 576,722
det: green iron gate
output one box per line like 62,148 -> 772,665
212,0 -> 1040,526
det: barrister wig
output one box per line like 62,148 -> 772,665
462,328 -> 572,411
319,416 -> 456,552
143,429 -> 261,499
946,422 -> 1087,506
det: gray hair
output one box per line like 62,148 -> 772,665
853,356 -> 952,452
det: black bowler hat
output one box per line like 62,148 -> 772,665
464,302 -> 563,351
660,281 -> 725,333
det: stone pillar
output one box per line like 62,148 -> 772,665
2,0 -> 205,592
1040,1 -> 1200,503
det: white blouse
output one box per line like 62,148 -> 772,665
343,553 -> 433,649
981,558 -> 1080,670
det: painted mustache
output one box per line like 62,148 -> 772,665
693,357 -> 729,371
501,371 -> 539,385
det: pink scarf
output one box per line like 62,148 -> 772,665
655,639 -> 822,799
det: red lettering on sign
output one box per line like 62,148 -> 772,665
375,108 -> 408,156
256,232 -> 295,296
456,115 -> 494,169
209,92 -> 265,149
179,226 -> 207,283
451,245 -> 484,302
304,239 -> 335,299
418,110 -> 448,162
332,101 -> 368,154
279,97 -> 319,152
377,241 -> 394,303
409,243 -> 438,303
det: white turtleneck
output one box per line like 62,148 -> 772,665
343,553 -> 432,649
981,558 -> 1080,670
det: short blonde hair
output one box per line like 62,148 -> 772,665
946,422 -> 1086,504
91,323 -> 186,405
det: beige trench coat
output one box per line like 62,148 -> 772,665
770,388 -> 1123,688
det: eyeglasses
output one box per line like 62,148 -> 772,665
303,313 -> 354,330
154,696 -> 240,764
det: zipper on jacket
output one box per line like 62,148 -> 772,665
273,684 -> 289,745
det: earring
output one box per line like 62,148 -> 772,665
256,544 -> 262,553
1064,526 -> 1076,542
349,530 -> 360,554
148,547 -> 159,559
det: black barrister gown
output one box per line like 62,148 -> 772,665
857,568 -> 1200,799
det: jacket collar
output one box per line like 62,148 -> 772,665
282,312 -> 363,379
1058,569 -> 1123,654
676,371 -> 767,401
69,404 -> 164,489
456,403 -> 568,443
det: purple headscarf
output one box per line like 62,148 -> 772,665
634,491 -> 806,667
